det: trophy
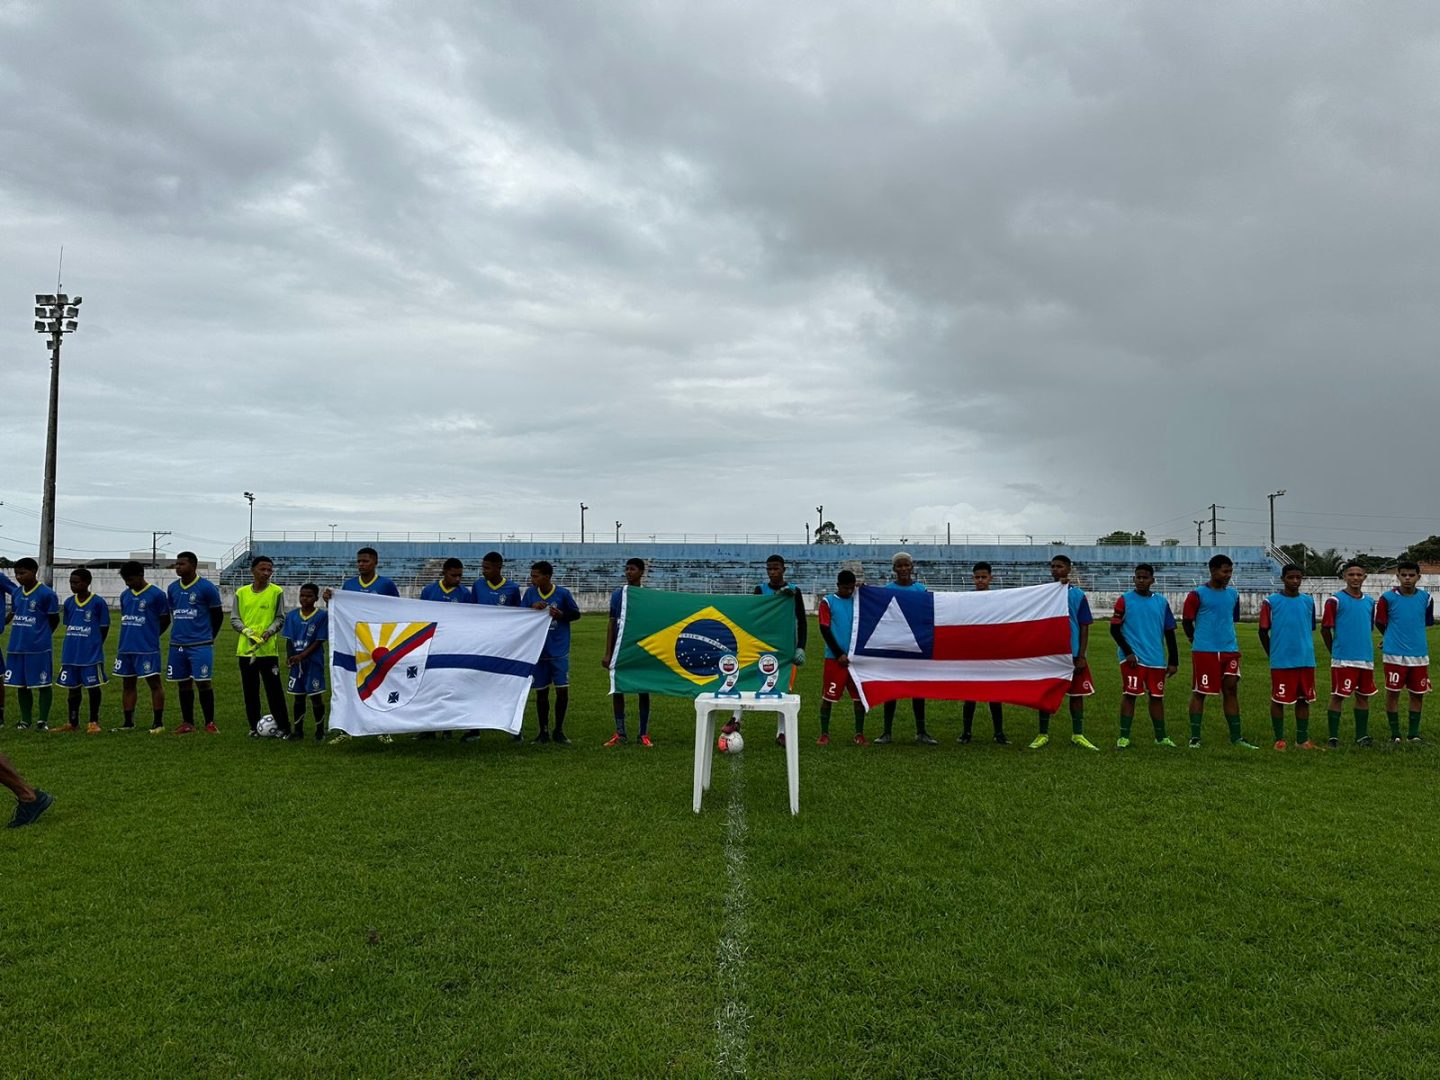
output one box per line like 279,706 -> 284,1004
712,653 -> 742,697
755,653 -> 782,697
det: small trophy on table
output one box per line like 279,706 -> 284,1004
755,653 -> 782,698
712,653 -> 742,697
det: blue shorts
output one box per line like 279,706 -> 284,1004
114,652 -> 162,679
167,643 -> 216,682
59,663 -> 107,688
287,658 -> 329,696
532,654 -> 570,690
4,653 -> 53,688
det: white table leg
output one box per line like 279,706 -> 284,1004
693,705 -> 708,813
785,704 -> 800,815
702,708 -> 716,790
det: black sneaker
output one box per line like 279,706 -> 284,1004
915,732 -> 938,746
119,720 -> 135,731
1327,737 -> 1340,749
532,731 -> 551,744
874,733 -> 893,745
552,731 -> 571,746
993,732 -> 1009,746
8,790 -> 53,829
34,721 -> 48,733
15,721 -> 29,731
1408,736 -> 1423,744
959,731 -> 972,744
314,726 -> 326,743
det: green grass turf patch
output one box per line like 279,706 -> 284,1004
2,621 -> 1438,1077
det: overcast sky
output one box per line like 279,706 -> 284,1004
2,0 -> 1438,563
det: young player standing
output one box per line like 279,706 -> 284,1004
603,558 -> 652,748
167,551 -> 225,734
471,552 -> 523,607
878,552 -> 934,745
962,562 -> 1008,745
815,569 -> 868,746
232,556 -> 292,738
722,554 -> 808,746
1321,561 -> 1378,747
115,561 -> 170,732
420,559 -> 474,604
522,561 -> 581,745
1031,554 -> 1100,751
283,583 -> 329,742
323,547 -> 400,602
1181,554 -> 1258,749
3,559 -> 60,731
1110,563 -> 1178,748
55,568 -> 109,733
1259,565 -> 1318,750
1374,560 -> 1433,744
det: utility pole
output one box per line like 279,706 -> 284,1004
1193,520 -> 1205,546
1267,489 -> 1286,549
151,531 -> 171,569
243,492 -> 255,555
32,267 -> 81,586
805,523 -> 811,544
579,502 -> 588,544
328,523 -> 338,542
1208,503 -> 1223,546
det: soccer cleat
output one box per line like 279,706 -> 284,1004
993,732 -> 1009,746
1156,737 -> 1177,747
377,734 -> 393,744
1297,740 -> 1318,750
1391,736 -> 1403,746
175,723 -> 196,735
8,790 -> 53,829
915,732 -> 938,746
86,722 -> 102,735
874,733 -> 893,745
1028,733 -> 1051,750
552,731 -> 572,746
1233,739 -> 1260,750
52,723 -> 79,733
958,731 -> 972,744
14,721 -> 29,731
1327,737 -> 1339,750
1409,736 -> 1424,744
1274,740 -> 1288,751
852,733 -> 869,746
776,733 -> 786,748
721,719 -> 741,736
1115,737 -> 1131,749
532,731 -> 551,744
604,732 -> 627,748
329,730 -> 350,744
816,733 -> 830,746
1356,735 -> 1373,747
1072,734 -> 1100,751
34,721 -> 48,733
205,722 -> 220,734
149,724 -> 167,736
639,734 -> 654,748
118,720 -> 135,731
1187,737 -> 1202,749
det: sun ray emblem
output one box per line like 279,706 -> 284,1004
355,621 -> 437,708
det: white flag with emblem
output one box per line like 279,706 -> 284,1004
328,592 -> 550,736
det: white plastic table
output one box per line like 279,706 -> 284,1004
692,693 -> 802,815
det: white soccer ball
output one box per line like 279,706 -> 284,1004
720,731 -> 744,754
257,714 -> 279,738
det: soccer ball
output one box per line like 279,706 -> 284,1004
719,731 -> 744,754
257,714 -> 279,738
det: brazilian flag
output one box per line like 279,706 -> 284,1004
609,587 -> 798,697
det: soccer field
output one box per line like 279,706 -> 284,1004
3,620 -> 1438,1078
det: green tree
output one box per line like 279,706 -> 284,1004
1306,548 -> 1344,577
1279,543 -> 1308,567
1349,552 -> 1394,573
1400,535 -> 1440,564
1097,530 -> 1147,546
814,520 -> 845,545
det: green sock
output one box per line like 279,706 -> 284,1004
18,688 -> 33,725
1037,711 -> 1051,735
1387,711 -> 1401,738
1327,710 -> 1341,740
1408,710 -> 1422,739
1071,706 -> 1084,736
818,702 -> 831,736
37,687 -> 52,726
1119,713 -> 1133,739
1297,713 -> 1309,743
1272,713 -> 1285,741
1355,708 -> 1369,741
1189,711 -> 1202,741
1152,715 -> 1167,741
1225,714 -> 1242,743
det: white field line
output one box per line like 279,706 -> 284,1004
714,753 -> 751,1079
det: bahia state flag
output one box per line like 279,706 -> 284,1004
329,592 -> 550,736
847,581 -> 1074,713
609,587 -> 798,697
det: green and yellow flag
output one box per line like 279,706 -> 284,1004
609,588 -> 798,697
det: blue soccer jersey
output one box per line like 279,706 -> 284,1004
1261,593 -> 1316,669
7,583 -> 59,653
1112,591 -> 1176,668
60,593 -> 110,666
472,576 -> 523,606
522,584 -> 580,657
342,574 -> 400,597
1183,585 -> 1241,652
1067,585 -> 1093,657
167,576 -> 224,646
886,580 -> 928,593
118,584 -> 170,654
1377,589 -> 1434,660
1323,592 -> 1376,667
420,581 -> 473,604
0,573 -> 14,633
609,586 -> 632,620
283,607 -> 329,658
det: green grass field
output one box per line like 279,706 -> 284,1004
3,619 -> 1439,1078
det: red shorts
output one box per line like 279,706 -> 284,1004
1191,652 -> 1241,695
1383,663 -> 1431,695
1120,660 -> 1167,698
1069,663 -> 1095,697
1271,668 -> 1316,705
1330,666 -> 1378,699
821,658 -> 858,702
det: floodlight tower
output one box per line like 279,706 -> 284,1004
1267,489 -> 1286,549
33,288 -> 82,585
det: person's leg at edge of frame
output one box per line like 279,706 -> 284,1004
0,749 -> 52,827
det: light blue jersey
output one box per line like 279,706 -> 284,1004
1112,591 -> 1176,668
1184,585 -> 1240,653
1377,589 -> 1433,661
1262,593 -> 1316,669
1323,592 -> 1375,667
